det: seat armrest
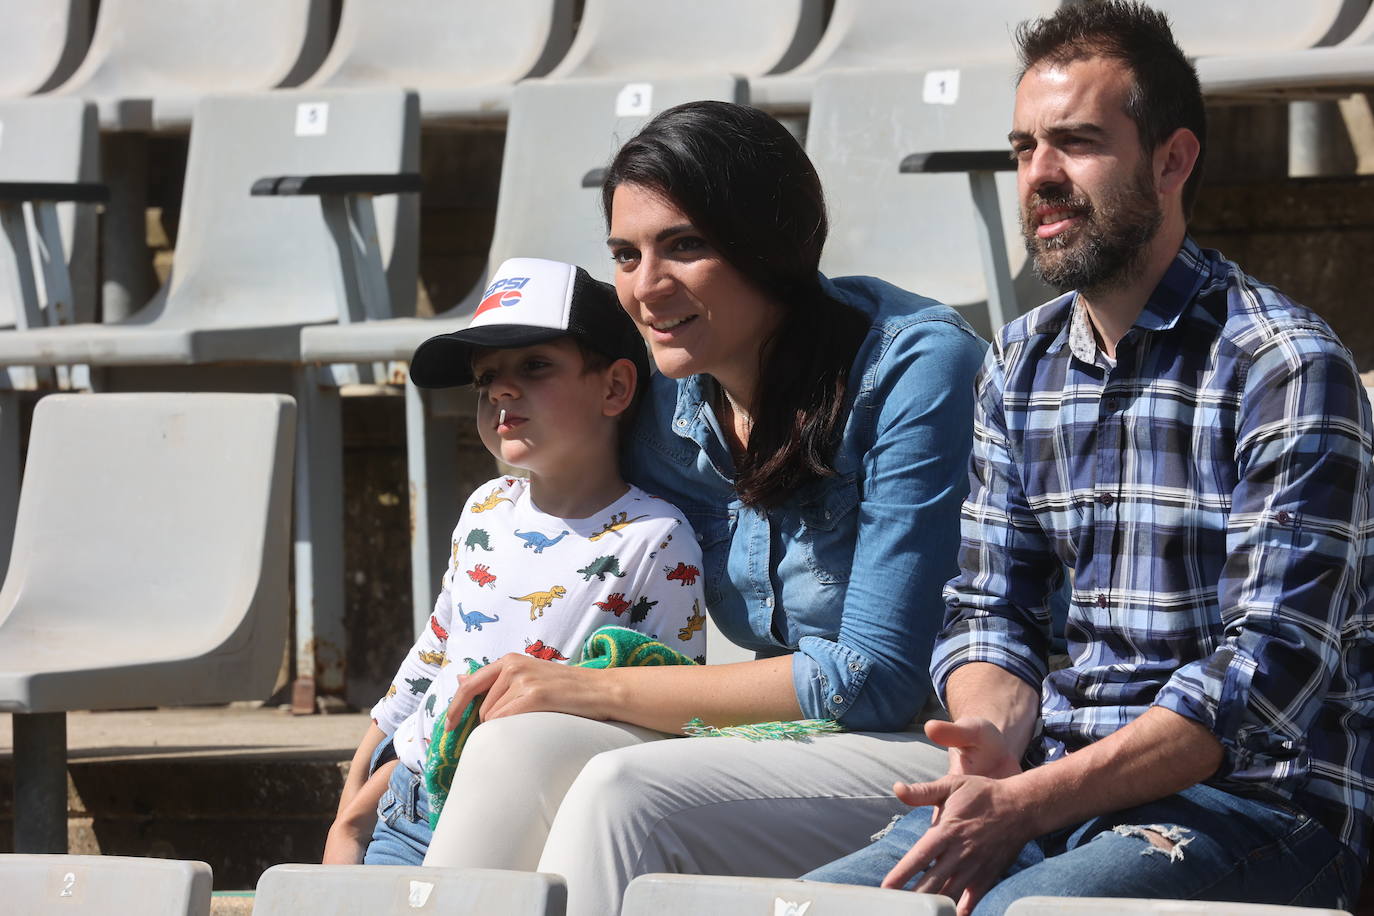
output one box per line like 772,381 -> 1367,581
0,182 -> 110,203
899,151 -> 1013,174
250,173 -> 423,196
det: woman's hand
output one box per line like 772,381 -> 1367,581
443,654 -> 611,730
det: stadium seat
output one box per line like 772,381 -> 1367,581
0,88 -> 418,710
1195,3 -> 1374,99
1005,898 -> 1351,915
47,0 -> 331,131
544,0 -> 823,80
0,0 -> 92,98
3,853 -> 213,915
301,75 -> 743,637
622,874 -> 957,915
300,0 -> 575,122
1153,0 -> 1366,59
807,65 -> 1051,340
0,393 -> 295,853
750,0 -> 1064,111
253,864 -> 566,915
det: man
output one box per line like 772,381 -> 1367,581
806,3 -> 1374,914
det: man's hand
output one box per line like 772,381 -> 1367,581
883,774 -> 1037,916
926,717 -> 1023,780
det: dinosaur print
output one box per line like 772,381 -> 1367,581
664,561 -> 701,586
470,487 -> 514,513
693,654 -> 706,666
577,554 -> 626,581
385,684 -> 397,699
463,656 -> 493,667
457,603 -> 500,632
425,694 -> 437,715
429,616 -> 449,641
679,600 -> 705,642
525,639 -> 569,661
629,595 -> 658,625
588,511 -> 651,542
406,676 -> 432,696
510,585 -> 567,619
595,592 -> 631,617
515,529 -> 569,553
465,528 -> 493,552
466,563 -> 497,589
417,649 -> 450,667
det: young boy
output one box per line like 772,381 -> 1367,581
323,257 -> 707,865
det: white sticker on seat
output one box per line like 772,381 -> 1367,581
295,102 -> 329,136
408,880 -> 434,908
616,83 -> 653,117
923,70 -> 960,105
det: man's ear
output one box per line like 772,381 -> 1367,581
1155,126 -> 1200,198
602,358 -> 637,418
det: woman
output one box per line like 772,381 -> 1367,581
424,101 -> 985,913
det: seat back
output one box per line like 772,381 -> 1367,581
0,393 -> 294,712
1157,0 -> 1366,56
253,864 -> 567,915
0,0 -> 91,97
0,97 -> 98,328
304,0 -> 574,107
623,874 -> 956,915
4,854 -> 212,916
1006,897 -> 1351,915
809,66 -> 1051,340
157,88 -> 419,330
52,0 -> 330,127
480,76 -> 746,292
548,0 -> 823,78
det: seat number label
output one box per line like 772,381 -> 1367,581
295,102 -> 329,136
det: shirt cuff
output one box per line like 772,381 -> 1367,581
791,636 -> 872,721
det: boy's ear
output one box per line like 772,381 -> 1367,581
602,358 -> 638,418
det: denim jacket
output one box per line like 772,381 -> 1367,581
624,275 -> 985,730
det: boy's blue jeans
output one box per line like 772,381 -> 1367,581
804,783 -> 1362,915
361,737 -> 433,867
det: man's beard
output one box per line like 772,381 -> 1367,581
1022,164 -> 1163,296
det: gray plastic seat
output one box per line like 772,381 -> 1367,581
1196,3 -> 1374,99
48,0 -> 330,131
0,0 -> 92,99
301,0 -> 574,122
623,874 -> 956,915
2,854 -> 213,916
1005,898 -> 1351,915
254,864 -> 566,915
301,74 -> 744,638
0,393 -> 295,853
750,0 -> 1065,111
545,0 -> 823,80
808,65 -> 1051,341
1157,0 -> 1365,59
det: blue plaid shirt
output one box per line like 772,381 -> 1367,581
932,238 -> 1374,860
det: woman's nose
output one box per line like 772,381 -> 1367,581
633,255 -> 676,303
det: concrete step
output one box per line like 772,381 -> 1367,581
1,706 -> 371,890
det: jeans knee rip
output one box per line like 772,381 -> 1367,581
870,813 -> 904,843
1111,824 -> 1193,862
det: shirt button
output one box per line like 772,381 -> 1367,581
849,662 -> 861,672
1104,398 -> 1119,412
831,695 -> 845,705
1097,493 -> 1114,507
675,418 -> 687,429
764,596 -> 774,608
824,510 -> 832,520
1277,510 -> 1291,525
1095,594 -> 1108,608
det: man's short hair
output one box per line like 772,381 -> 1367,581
1015,1 -> 1206,218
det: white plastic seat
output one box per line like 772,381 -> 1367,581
48,0 -> 331,131
301,0 -> 574,122
0,0 -> 92,99
253,864 -> 566,915
1157,0 -> 1365,59
750,0 -> 1065,111
622,874 -> 956,915
301,74 -> 744,637
808,65 -> 1051,341
2,854 -> 212,916
0,393 -> 295,852
1196,3 -> 1374,99
1006,897 -> 1351,915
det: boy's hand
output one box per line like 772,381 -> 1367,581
323,758 -> 397,864
444,653 -> 610,730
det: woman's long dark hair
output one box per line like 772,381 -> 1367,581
602,101 -> 871,509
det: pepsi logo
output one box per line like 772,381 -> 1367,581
474,276 -> 532,317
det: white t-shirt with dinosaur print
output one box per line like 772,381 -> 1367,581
372,475 -> 709,775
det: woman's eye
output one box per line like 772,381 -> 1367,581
671,236 -> 705,254
610,247 -> 639,265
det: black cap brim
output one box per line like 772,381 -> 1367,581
409,325 -> 569,389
